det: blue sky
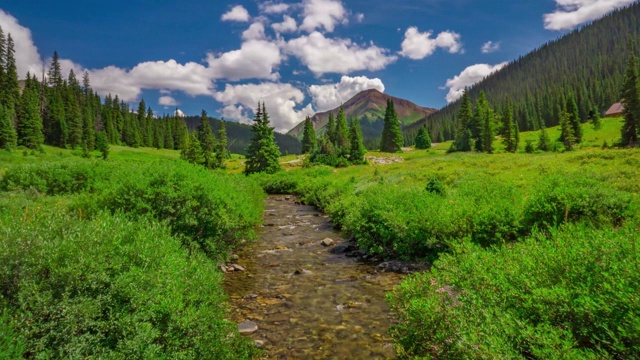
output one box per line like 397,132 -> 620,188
0,0 -> 634,132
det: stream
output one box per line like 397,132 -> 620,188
223,195 -> 405,359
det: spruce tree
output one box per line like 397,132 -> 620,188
589,106 -> 602,130
326,112 -> 337,145
380,99 -> 403,152
16,75 -> 44,149
197,110 -> 216,168
184,132 -> 204,165
482,107 -> 495,153
335,106 -> 350,155
349,117 -> 367,164
145,107 -> 155,147
501,101 -> 516,152
414,125 -> 432,149
0,27 -> 6,107
0,105 -> 17,150
560,111 -> 576,150
301,116 -> 317,154
65,73 -> 83,148
471,91 -> 487,150
566,93 -> 582,144
452,90 -> 473,152
537,123 -> 551,151
96,131 -> 109,160
621,37 -> 640,146
44,87 -> 67,147
213,120 -> 228,168
4,34 -> 19,113
244,102 -> 282,175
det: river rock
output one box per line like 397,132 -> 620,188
238,320 -> 258,334
231,264 -> 246,272
255,340 -> 265,347
321,238 -> 335,246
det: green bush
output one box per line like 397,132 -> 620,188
524,171 -> 632,229
388,224 -> 640,359
82,161 -> 265,258
0,210 -> 259,359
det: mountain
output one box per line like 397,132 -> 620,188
184,116 -> 301,156
407,3 -> 640,144
287,89 -> 436,147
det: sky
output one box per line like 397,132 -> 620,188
0,0 -> 634,132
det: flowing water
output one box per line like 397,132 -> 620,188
223,195 -> 405,359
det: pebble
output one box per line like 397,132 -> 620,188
321,238 -> 335,246
238,320 -> 258,335
255,340 -> 265,347
231,264 -> 246,272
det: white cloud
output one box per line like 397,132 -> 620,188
261,2 -> 290,14
272,15 -> 298,33
221,5 -> 251,22
214,82 -> 314,132
355,13 -> 365,23
481,41 -> 500,54
175,109 -> 186,117
300,0 -> 348,33
285,31 -> 397,75
309,75 -> 384,112
444,62 -> 508,103
159,96 -> 178,106
206,39 -> 282,81
242,22 -> 266,40
0,10 -> 43,78
400,27 -> 462,60
544,0 -> 635,30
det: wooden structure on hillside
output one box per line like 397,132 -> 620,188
605,102 -> 624,117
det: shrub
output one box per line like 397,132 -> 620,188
0,210 -> 259,359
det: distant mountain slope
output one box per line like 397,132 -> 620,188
288,89 -> 436,146
409,3 -> 640,143
184,116 -> 301,155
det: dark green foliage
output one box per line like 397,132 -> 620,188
501,101 -> 517,152
349,116 -> 367,164
3,34 -> 20,112
16,76 -> 44,149
335,106 -> 350,155
197,110 -> 216,168
524,139 -> 535,153
0,105 -> 17,150
301,116 -> 317,154
589,106 -> 602,130
95,131 -> 109,160
560,111 -> 576,150
388,224 -> 640,359
244,103 -> 282,175
213,120 -> 228,168
566,92 -> 582,143
537,124 -> 551,151
621,37 -> 640,146
380,99 -> 403,152
65,70 -> 84,149
44,87 -> 67,147
326,112 -> 337,145
414,125 -> 431,150
451,90 -> 474,152
425,177 -> 444,196
182,132 -> 205,165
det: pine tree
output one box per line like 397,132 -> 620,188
96,131 -> 109,160
0,105 -> 17,150
566,93 -> 582,144
16,75 -> 44,149
621,37 -> 640,146
380,99 -> 403,152
3,34 -> 19,113
213,120 -> 228,169
560,111 -> 576,150
65,72 -> 83,148
145,107 -> 154,147
301,116 -> 317,154
589,106 -> 602,130
501,101 -> 516,152
244,102 -> 282,175
452,90 -> 473,152
335,106 -> 350,155
471,91 -> 487,150
196,110 -> 216,168
183,132 -> 204,165
48,51 -> 64,89
537,122 -> 551,151
482,107 -> 495,154
349,117 -> 367,164
414,125 -> 432,149
0,27 -> 6,108
326,112 -> 337,145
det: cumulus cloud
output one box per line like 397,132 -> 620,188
0,10 -> 43,78
481,41 -> 500,53
175,109 -> 186,117
544,0 -> 635,30
159,96 -> 178,106
286,31 -> 397,75
261,2 -> 290,14
300,0 -> 348,33
309,75 -> 384,112
272,15 -> 298,33
221,5 -> 251,22
206,39 -> 282,81
214,82 -> 314,132
355,13 -> 365,23
400,27 -> 463,60
444,62 -> 508,103
242,22 -> 266,40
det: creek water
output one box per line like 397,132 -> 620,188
223,195 -> 404,359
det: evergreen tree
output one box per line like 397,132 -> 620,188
471,90 -> 487,150
482,107 -> 495,154
163,119 -> 174,150
16,75 -> 44,149
566,92 -> 582,143
452,90 -> 473,152
47,51 -> 64,89
65,72 -> 83,148
589,106 -> 602,130
244,102 -> 282,175
137,99 -> 147,147
349,117 -> 367,164
414,125 -> 432,149
96,131 -> 109,160
301,116 -> 317,154
501,101 -> 517,152
326,112 -> 337,145
213,120 -> 228,169
0,105 -> 17,150
380,99 -> 403,152
44,87 -> 67,147
196,110 -> 216,168
621,37 -> 640,146
335,106 -> 350,155
145,107 -> 154,147
537,123 -> 551,152
0,27 -> 6,107
183,132 -> 204,165
560,111 -> 576,150
3,34 -> 19,113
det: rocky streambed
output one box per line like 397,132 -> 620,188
223,195 -> 409,359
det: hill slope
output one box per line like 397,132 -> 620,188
408,3 -> 640,143
184,116 -> 301,155
288,89 -> 436,146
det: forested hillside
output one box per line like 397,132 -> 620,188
410,3 -> 640,142
184,116 -> 301,156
